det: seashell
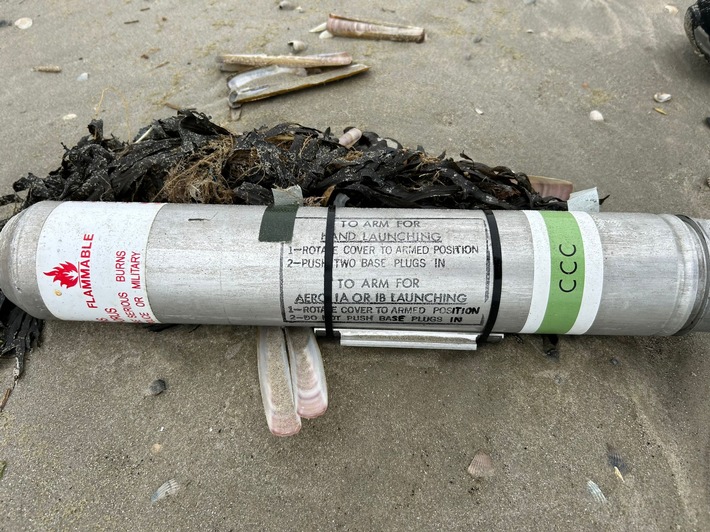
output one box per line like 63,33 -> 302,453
310,22 -> 327,33
227,65 -> 306,92
257,327 -> 301,436
606,443 -> 628,474
326,13 -> 425,43
664,4 -> 679,15
586,480 -> 607,504
14,17 -> 32,30
285,328 -> 328,418
319,30 -> 334,39
33,65 -> 62,73
217,51 -> 352,68
62,113 -> 78,121
653,92 -> 671,103
228,63 -> 369,106
653,107 -> 667,115
474,107 -> 484,115
338,127 -> 362,148
76,72 -> 89,81
278,0 -> 296,10
288,40 -> 308,53
589,109 -> 604,122
151,478 -> 180,504
467,451 -> 494,478
527,175 -> 573,201
146,378 -> 167,396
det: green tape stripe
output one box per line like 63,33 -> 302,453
258,205 -> 298,242
536,211 -> 585,334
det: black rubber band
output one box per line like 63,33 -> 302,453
323,204 -> 337,338
479,209 -> 502,345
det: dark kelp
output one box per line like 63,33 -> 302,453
0,110 -> 568,384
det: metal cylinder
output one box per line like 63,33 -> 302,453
1,201 -> 709,336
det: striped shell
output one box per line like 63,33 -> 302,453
467,451 -> 494,478
586,480 -> 607,504
151,479 -> 180,503
338,128 -> 362,149
285,328 -> 328,419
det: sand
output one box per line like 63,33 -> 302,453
1,1 -> 709,530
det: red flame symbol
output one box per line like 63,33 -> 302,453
44,262 -> 79,288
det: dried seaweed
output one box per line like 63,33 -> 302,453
0,109 -> 568,380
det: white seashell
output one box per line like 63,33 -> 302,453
586,480 -> 607,504
151,479 -> 179,503
257,327 -> 301,436
310,22 -> 327,33
319,30 -> 334,39
288,40 -> 308,53
285,328 -> 328,418
664,4 -> 678,15
338,127 -> 362,148
589,110 -> 604,122
278,0 -> 296,10
14,17 -> 33,30
467,451 -> 494,478
62,113 -> 78,121
76,72 -> 89,81
653,92 -> 671,103
474,107 -> 484,115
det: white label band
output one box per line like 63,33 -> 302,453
36,202 -> 165,323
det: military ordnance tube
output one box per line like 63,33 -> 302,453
1,201 -> 709,336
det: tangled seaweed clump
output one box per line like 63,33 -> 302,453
0,110 -> 568,380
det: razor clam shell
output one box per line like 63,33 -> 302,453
257,327 -> 301,436
586,480 -> 607,504
217,52 -> 352,68
227,66 -> 307,92
229,63 -> 369,105
527,175 -> 573,201
285,328 -> 328,418
326,13 -> 425,43
151,479 -> 180,504
467,451 -> 494,478
338,127 -> 362,148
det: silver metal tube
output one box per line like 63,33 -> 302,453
1,201 -> 709,336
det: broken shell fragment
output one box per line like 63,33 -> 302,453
285,328 -> 328,418
288,40 -> 308,53
589,110 -> 604,122
228,63 -> 369,106
319,30 -> 334,39
527,175 -> 574,201
664,4 -> 679,15
14,17 -> 32,30
338,127 -> 362,148
606,443 -> 628,474
467,451 -> 494,478
278,0 -> 296,10
151,479 -> 180,504
586,480 -> 607,504
32,65 -> 62,73
653,92 -> 672,103
257,327 -> 301,436
326,13 -> 425,43
146,378 -> 167,396
217,51 -> 352,68
310,22 -> 327,33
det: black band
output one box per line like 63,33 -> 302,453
323,204 -> 337,338
479,209 -> 502,344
